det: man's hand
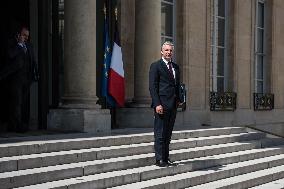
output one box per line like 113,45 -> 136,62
178,101 -> 185,105
155,105 -> 163,114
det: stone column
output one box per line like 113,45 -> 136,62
120,0 -> 135,102
62,0 -> 98,107
133,0 -> 161,105
48,0 -> 111,133
116,0 -> 161,128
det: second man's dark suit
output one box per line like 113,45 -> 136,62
149,59 -> 181,162
5,38 -> 37,132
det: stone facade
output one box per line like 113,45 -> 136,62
46,0 -> 284,136
116,0 -> 284,136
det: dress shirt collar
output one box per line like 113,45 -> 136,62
162,57 -> 171,65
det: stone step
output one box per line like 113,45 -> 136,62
0,127 -> 246,158
260,137 -> 284,148
107,153 -> 284,189
15,146 -> 284,189
248,178 -> 284,189
0,141 -> 263,188
187,165 -> 284,189
0,132 -> 265,172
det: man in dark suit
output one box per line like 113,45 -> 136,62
149,41 -> 182,167
4,26 -> 38,132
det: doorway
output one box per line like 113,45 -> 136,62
0,0 -> 30,132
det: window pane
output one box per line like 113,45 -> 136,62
161,37 -> 173,44
257,28 -> 264,53
217,48 -> 224,76
257,81 -> 263,93
165,37 -> 173,42
161,2 -> 173,37
217,18 -> 225,47
257,2 -> 264,28
212,0 -> 228,93
217,77 -> 224,92
257,55 -> 263,80
218,0 -> 225,17
161,37 -> 165,44
163,0 -> 173,3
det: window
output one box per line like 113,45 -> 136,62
211,0 -> 228,92
255,0 -> 265,93
161,0 -> 175,43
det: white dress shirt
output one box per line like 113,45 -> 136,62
162,57 -> 175,79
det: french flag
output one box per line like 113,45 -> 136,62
109,20 -> 125,107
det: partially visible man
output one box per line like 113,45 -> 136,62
149,41 -> 182,167
5,26 -> 38,132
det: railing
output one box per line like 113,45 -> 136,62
253,93 -> 274,110
210,92 -> 237,111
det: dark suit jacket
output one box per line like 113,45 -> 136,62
149,59 -> 181,110
0,38 -> 37,85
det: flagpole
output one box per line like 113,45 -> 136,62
103,3 -> 107,109
115,7 -> 118,21
112,7 -> 117,129
104,3 -> 106,19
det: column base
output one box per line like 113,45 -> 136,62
47,108 -> 111,134
129,97 -> 151,107
61,96 -> 99,109
116,107 -> 153,128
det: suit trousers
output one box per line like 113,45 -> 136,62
8,82 -> 30,132
154,108 -> 177,161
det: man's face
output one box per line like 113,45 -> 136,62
161,44 -> 173,61
18,28 -> 29,43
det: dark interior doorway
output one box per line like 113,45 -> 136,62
0,0 -> 29,47
0,0 -> 30,132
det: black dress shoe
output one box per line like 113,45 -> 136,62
155,160 -> 168,167
166,159 -> 175,166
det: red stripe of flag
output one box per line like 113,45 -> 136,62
109,69 -> 125,107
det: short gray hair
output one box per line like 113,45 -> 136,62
161,41 -> 174,50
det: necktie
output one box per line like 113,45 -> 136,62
168,62 -> 174,78
23,44 -> 27,53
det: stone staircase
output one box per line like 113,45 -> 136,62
0,127 -> 284,189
